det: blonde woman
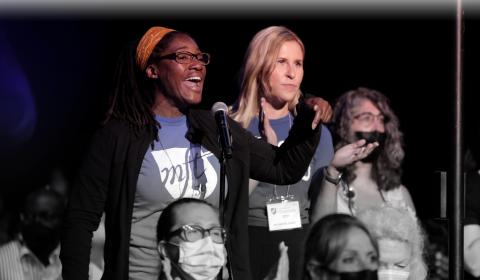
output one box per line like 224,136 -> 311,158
231,26 -> 334,280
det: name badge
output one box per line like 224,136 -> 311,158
266,199 -> 301,231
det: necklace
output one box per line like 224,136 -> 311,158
341,180 -> 387,215
340,181 -> 357,215
157,137 -> 184,197
158,138 -> 207,199
190,144 -> 207,199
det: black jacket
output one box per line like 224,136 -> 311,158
60,102 -> 320,280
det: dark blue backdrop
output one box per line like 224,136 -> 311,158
0,14 -> 479,222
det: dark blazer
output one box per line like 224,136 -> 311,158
60,101 -> 320,280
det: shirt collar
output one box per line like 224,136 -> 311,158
17,235 -> 61,264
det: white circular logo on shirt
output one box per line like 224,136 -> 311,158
152,147 -> 219,199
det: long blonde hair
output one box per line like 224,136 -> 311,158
231,26 -> 305,128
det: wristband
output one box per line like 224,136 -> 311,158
324,168 -> 343,185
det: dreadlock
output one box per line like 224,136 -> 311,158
104,31 -> 182,138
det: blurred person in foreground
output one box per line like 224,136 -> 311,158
156,198 -> 227,280
156,198 -> 289,280
303,213 -> 379,280
358,204 -> 427,280
464,143 -> 480,279
0,188 -> 65,280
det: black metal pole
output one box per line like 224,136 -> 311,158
450,0 -> 464,279
219,155 -> 225,227
218,155 -> 227,280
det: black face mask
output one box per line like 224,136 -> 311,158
337,269 -> 378,280
354,131 -> 386,163
21,222 -> 61,257
326,268 -> 378,280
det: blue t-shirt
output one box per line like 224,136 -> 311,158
247,114 -> 334,226
129,115 -> 225,280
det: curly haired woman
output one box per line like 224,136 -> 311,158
312,87 -> 415,221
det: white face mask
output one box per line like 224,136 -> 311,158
177,236 -> 226,280
378,268 -> 410,280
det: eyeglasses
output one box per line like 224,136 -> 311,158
353,112 -> 388,125
168,224 -> 226,244
158,51 -> 210,65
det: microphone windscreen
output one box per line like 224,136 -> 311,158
211,102 -> 228,114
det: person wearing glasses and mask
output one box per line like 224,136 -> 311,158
303,213 -> 379,280
157,198 -> 290,280
61,26 -> 324,280
156,198 -> 227,280
311,87 -> 415,222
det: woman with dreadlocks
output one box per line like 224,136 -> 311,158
60,26 -> 326,280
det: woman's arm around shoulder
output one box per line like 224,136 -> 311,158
245,98 -> 321,185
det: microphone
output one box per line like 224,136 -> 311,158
211,102 -> 232,159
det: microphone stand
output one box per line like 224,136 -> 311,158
219,153 -> 226,227
218,151 -> 231,280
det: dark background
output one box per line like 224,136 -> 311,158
0,7 -> 479,228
